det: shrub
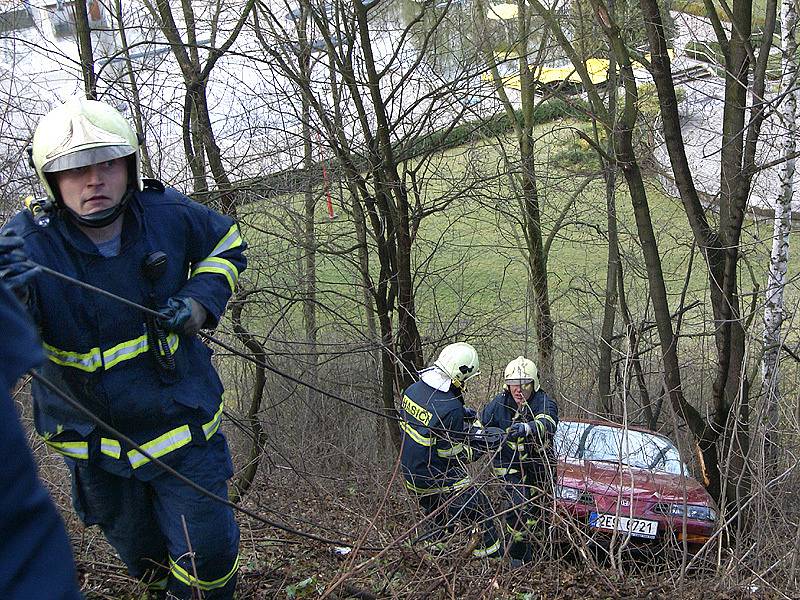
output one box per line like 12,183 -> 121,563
399,97 -> 593,159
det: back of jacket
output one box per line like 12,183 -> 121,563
5,184 -> 246,480
399,380 -> 471,493
481,389 -> 558,478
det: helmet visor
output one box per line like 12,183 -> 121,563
505,377 -> 534,386
42,144 -> 135,173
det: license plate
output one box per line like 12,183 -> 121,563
589,512 -> 658,539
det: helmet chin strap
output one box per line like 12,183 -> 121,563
63,187 -> 133,229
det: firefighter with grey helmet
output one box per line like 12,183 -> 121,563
481,356 -> 558,565
0,97 -> 246,599
399,342 -> 502,558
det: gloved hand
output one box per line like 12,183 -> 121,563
463,407 -> 478,425
0,230 -> 38,291
507,421 -> 534,441
159,297 -> 207,335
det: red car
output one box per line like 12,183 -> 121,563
552,419 -> 718,550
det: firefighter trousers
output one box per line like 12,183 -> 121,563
501,468 -> 553,561
417,485 -> 501,558
68,433 -> 240,599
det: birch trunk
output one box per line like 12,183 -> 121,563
762,0 -> 798,458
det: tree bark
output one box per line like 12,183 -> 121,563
762,0 -> 798,462
298,1 -> 318,406
74,0 -> 97,99
113,0 -> 154,178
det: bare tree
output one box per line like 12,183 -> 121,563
142,0 -> 256,214
474,0 -> 558,388
762,0 -> 798,461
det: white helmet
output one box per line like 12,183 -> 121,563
504,356 -> 540,391
32,97 -> 142,202
434,342 -> 480,389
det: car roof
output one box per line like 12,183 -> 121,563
558,418 -> 674,444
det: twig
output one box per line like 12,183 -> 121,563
181,515 -> 202,600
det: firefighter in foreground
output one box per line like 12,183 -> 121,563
0,97 -> 246,598
399,342 -> 502,558
481,356 -> 558,565
0,277 -> 81,599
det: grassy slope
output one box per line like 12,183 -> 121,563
240,118 -> 800,428
238,120 -> 787,377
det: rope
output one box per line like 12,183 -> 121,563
29,369 -> 378,550
21,260 -> 511,548
30,258 -> 492,440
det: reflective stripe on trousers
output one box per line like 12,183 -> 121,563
404,475 -> 471,496
169,554 -> 240,591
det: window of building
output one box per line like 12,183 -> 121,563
0,6 -> 35,34
46,0 -> 107,39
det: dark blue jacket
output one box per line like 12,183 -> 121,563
4,182 -> 246,480
399,379 -> 477,494
0,280 -> 81,599
481,388 -> 558,478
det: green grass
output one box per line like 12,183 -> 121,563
238,121 -> 723,350
233,114 -> 800,411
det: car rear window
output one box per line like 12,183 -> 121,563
554,422 -> 687,475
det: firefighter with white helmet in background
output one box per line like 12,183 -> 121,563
0,97 -> 246,598
399,342 -> 502,558
481,356 -> 558,565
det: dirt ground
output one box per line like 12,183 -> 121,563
45,463 -> 778,600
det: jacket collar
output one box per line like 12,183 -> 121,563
54,192 -> 143,255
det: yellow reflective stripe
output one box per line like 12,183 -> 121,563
209,224 -> 243,257
505,522 -> 525,541
169,554 -> 239,591
192,258 -> 238,292
100,437 -> 121,459
402,395 -> 433,426
43,341 -> 102,372
44,333 -> 179,372
436,443 -> 464,458
128,425 -> 192,469
102,333 -> 149,369
536,414 -> 557,431
492,466 -> 520,476
45,440 -> 89,460
203,400 -> 224,440
464,445 -> 474,462
472,538 -> 501,558
399,421 -> 434,447
404,476 -> 471,495
506,440 -> 525,451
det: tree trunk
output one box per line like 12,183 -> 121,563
229,293 -> 268,503
598,18 -> 619,419
113,0 -> 154,178
298,2 -> 318,407
477,0 -> 555,386
74,0 -> 97,99
762,0 -> 797,463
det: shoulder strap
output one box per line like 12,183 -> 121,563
142,178 -> 165,193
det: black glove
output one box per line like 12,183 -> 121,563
507,422 -> 535,441
159,297 -> 207,335
463,407 -> 478,425
0,230 -> 38,291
